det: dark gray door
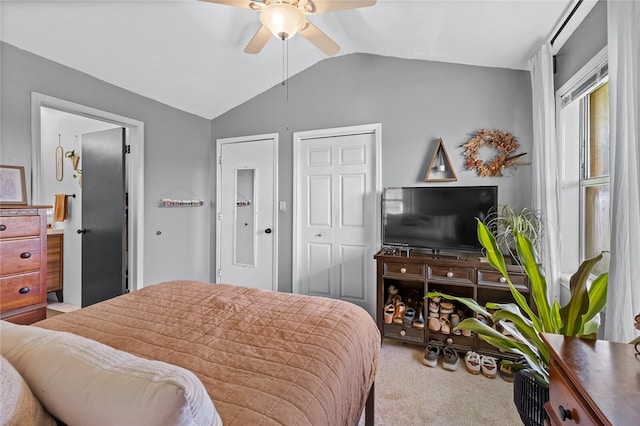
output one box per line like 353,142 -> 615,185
80,128 -> 126,307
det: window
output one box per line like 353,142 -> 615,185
559,53 -> 610,278
581,81 -> 610,275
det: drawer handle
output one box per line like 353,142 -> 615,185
446,271 -> 454,278
399,329 -> 406,336
558,405 -> 573,421
499,276 -> 507,283
400,267 -> 407,274
18,287 -> 31,294
0,224 -> 6,231
20,252 -> 32,259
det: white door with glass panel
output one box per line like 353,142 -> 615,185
216,135 -> 277,291
293,124 -> 381,317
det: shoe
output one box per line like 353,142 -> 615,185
481,356 -> 498,379
423,344 -> 440,367
464,351 -> 481,375
439,301 -> 454,314
442,347 -> 459,371
413,304 -> 425,329
392,302 -> 406,324
430,295 -> 442,303
383,304 -> 395,324
450,314 -> 461,335
428,300 -> 439,313
403,307 -> 416,327
428,316 -> 441,331
440,318 -> 451,335
498,360 -> 514,382
386,285 -> 398,305
428,311 -> 439,318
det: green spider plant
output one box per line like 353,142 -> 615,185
484,205 -> 544,262
427,221 -> 608,386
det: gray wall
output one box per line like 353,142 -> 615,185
211,53 -> 534,293
0,42 -> 213,287
554,0 -> 607,89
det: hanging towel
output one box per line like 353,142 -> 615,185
53,194 -> 68,222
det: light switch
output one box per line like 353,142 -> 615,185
279,201 -> 287,212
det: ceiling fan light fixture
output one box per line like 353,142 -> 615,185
260,3 -> 305,40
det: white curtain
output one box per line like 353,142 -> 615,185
605,0 -> 640,343
529,43 -> 561,302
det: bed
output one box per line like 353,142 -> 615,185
3,280 -> 380,425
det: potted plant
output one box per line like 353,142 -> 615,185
484,205 -> 544,261
428,221 -> 608,426
65,149 -> 80,171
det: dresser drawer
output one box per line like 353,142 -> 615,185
0,272 -> 43,311
1,307 -> 46,325
428,265 -> 474,285
0,239 -> 42,275
548,360 -> 601,425
383,262 -> 425,280
478,270 -> 528,291
383,323 -> 425,343
0,215 -> 41,239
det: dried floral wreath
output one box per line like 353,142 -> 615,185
461,129 -> 529,177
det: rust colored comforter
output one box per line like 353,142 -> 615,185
36,281 -> 380,425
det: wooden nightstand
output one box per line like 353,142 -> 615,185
541,333 -> 640,425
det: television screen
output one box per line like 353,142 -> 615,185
382,186 -> 497,252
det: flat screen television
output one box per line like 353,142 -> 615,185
382,186 -> 497,252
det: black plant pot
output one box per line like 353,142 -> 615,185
513,370 -> 549,426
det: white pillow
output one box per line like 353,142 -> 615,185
1,355 -> 56,426
0,320 -> 221,426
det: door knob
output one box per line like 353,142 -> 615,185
77,229 -> 87,234
264,228 -> 272,234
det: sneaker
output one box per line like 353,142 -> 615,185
481,356 -> 498,379
464,351 -> 481,375
423,344 -> 440,367
498,360 -> 514,382
442,346 -> 459,371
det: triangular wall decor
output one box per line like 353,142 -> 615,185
424,138 -> 457,182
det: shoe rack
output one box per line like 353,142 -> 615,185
374,247 -> 532,357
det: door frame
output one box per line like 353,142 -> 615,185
215,133 -> 279,291
30,92 -> 145,292
292,123 -> 382,294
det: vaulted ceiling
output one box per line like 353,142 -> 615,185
1,0 -> 591,119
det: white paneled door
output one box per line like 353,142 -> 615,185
216,134 -> 278,291
294,124 -> 381,317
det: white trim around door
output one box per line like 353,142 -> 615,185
215,133 -> 279,291
292,123 -> 382,314
30,92 -> 145,292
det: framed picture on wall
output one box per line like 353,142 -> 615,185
0,165 -> 28,204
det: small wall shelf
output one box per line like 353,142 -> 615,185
158,199 -> 206,207
424,138 -> 457,182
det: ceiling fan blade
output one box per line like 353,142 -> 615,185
198,0 -> 257,10
244,25 -> 272,54
299,21 -> 340,56
309,0 -> 376,14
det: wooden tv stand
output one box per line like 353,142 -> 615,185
374,247 -> 531,356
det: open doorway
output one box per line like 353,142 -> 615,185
31,93 -> 145,309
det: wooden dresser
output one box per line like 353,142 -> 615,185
46,228 -> 64,302
542,333 -> 640,426
0,205 -> 50,324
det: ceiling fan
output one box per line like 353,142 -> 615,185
200,0 -> 376,56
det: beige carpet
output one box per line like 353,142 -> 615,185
359,340 -> 523,425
